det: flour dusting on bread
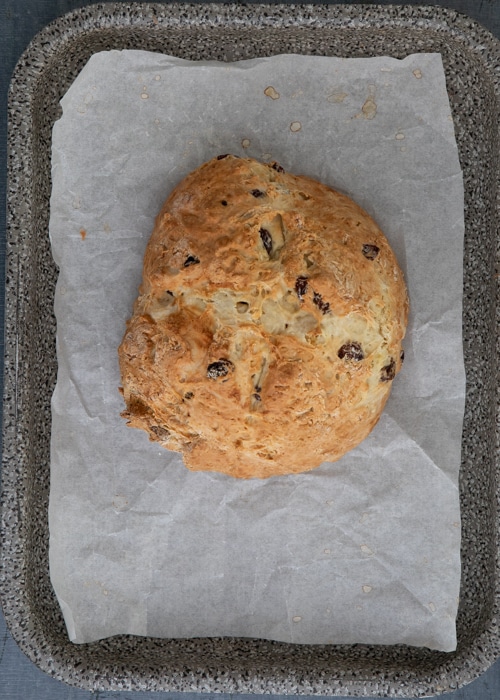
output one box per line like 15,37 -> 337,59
118,155 -> 408,478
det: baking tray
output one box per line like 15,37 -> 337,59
1,2 -> 499,696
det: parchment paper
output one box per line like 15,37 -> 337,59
48,51 -> 465,651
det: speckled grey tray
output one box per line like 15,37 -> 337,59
2,2 -> 499,696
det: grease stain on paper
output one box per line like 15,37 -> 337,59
361,96 -> 377,120
355,85 -> 377,120
327,91 -> 348,103
264,86 -> 280,100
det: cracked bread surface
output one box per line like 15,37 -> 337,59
118,155 -> 409,478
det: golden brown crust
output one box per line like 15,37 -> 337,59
118,155 -> 409,478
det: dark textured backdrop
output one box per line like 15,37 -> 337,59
1,1 -> 499,698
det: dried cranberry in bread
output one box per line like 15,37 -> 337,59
118,155 -> 408,478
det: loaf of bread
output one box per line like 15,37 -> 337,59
118,155 -> 409,478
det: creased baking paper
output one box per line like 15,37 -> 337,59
48,51 -> 465,651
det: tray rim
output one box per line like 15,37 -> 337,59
2,2 -> 500,696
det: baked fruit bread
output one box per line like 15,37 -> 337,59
118,155 -> 409,478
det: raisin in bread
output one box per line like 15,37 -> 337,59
118,155 -> 409,478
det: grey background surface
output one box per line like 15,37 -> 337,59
1,1 -> 499,698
